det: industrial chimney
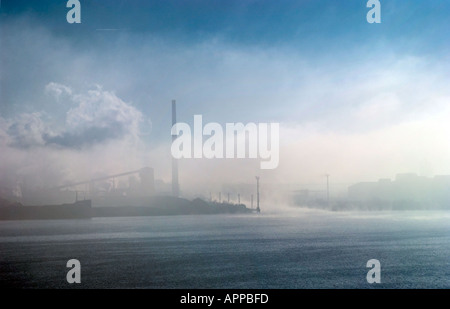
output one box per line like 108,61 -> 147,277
255,176 -> 260,213
172,100 -> 180,197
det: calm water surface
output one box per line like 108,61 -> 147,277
0,210 -> 449,288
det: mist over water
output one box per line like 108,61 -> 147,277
1,209 -> 449,288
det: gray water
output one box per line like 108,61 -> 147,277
0,209 -> 449,288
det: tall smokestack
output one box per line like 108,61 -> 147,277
255,176 -> 260,213
172,100 -> 179,197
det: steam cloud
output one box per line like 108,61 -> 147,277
3,85 -> 143,150
0,84 -> 148,191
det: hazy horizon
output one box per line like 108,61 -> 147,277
2,1 -> 450,206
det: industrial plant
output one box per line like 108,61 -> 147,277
0,100 -> 260,220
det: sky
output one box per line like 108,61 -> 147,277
1,0 -> 450,197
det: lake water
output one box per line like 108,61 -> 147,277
0,209 -> 449,288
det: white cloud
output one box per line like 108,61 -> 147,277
43,85 -> 144,148
0,84 -> 149,191
2,84 -> 145,149
5,112 -> 48,148
68,87 -> 142,140
45,82 -> 72,101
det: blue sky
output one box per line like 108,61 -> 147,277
2,0 -> 450,50
2,1 -> 450,120
1,1 -> 450,192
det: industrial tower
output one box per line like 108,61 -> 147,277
256,176 -> 260,213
